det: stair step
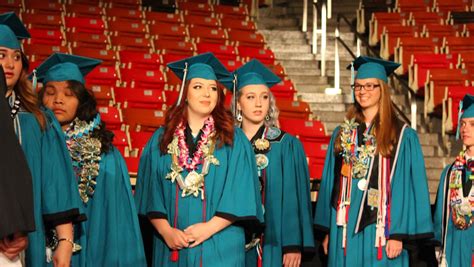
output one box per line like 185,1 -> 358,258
313,111 -> 347,123
309,103 -> 346,112
291,74 -> 329,85
295,84 -> 331,92
298,92 -> 352,104
259,30 -> 306,39
270,44 -> 312,53
285,67 -> 320,76
274,51 -> 315,60
277,59 -> 319,68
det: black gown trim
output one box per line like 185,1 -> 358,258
313,224 -> 330,234
146,211 -> 167,220
389,232 -> 434,242
282,245 -> 317,253
215,212 -> 265,235
43,208 -> 86,227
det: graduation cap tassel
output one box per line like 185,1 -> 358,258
456,100 -> 463,140
232,73 -> 237,117
32,69 -> 37,92
350,62 -> 355,103
176,62 -> 188,106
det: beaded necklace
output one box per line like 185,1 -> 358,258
448,150 -> 474,229
65,114 -> 102,203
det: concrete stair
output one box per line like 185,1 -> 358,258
256,0 -> 452,203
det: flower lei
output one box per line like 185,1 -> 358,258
340,118 -> 376,179
448,150 -> 474,230
165,117 -> 219,199
65,115 -> 102,203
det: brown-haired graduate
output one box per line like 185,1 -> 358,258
0,65 -> 35,266
433,94 -> 474,267
0,12 -> 84,267
134,52 -> 264,267
314,56 -> 434,266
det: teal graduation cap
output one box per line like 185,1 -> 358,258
167,52 -> 232,105
223,58 -> 281,91
33,53 -> 102,86
456,94 -> 474,139
347,56 -> 401,84
0,12 -> 30,50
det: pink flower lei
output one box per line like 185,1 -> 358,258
174,116 -> 215,171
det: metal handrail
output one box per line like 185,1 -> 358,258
336,13 -> 416,128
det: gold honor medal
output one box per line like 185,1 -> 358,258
357,179 -> 368,191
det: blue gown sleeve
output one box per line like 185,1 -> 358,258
313,127 -> 340,232
389,128 -> 434,240
214,128 -> 264,228
281,136 -> 315,252
432,165 -> 450,245
134,128 -> 168,219
41,109 -> 84,226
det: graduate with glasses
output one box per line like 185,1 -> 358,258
225,59 -> 315,267
36,53 -> 147,267
134,53 -> 264,267
314,56 -> 433,266
0,12 -> 84,267
433,94 -> 474,267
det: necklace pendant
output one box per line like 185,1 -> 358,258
358,178 -> 368,191
341,163 -> 351,177
255,138 -> 270,151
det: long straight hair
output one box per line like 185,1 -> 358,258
335,80 -> 398,157
15,53 -> 46,129
159,81 -> 235,154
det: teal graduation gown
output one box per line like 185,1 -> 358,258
433,164 -> 474,267
245,127 -> 315,267
314,123 -> 433,266
72,146 -> 147,267
135,127 -> 264,267
16,110 -> 83,267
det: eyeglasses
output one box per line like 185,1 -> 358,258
351,83 -> 381,91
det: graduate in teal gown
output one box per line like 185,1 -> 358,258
433,94 -> 474,267
134,53 -> 264,267
225,59 -> 315,267
37,53 -> 147,266
0,12 -> 84,267
314,56 -> 434,266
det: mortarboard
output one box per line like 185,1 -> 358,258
32,53 -> 102,88
167,52 -> 232,105
0,12 -> 30,50
456,94 -> 474,139
347,56 -> 401,84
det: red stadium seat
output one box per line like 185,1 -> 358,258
434,0 -> 470,12
108,20 -> 148,38
220,59 -> 244,71
67,32 -> 110,50
22,14 -> 63,30
129,131 -> 153,154
23,44 -> 69,62
149,23 -> 188,42
221,18 -> 255,32
279,118 -> 326,139
228,30 -> 265,48
408,11 -> 445,25
178,2 -> 213,16
110,35 -> 153,52
102,0 -> 142,9
23,1 -> 64,15
276,99 -> 311,120
106,7 -> 144,22
238,46 -> 275,65
214,5 -> 248,20
443,36 -> 474,54
164,69 -> 182,90
196,43 -> 237,61
119,51 -> 162,70
86,66 -> 119,87
189,25 -> 227,44
270,80 -> 295,100
307,156 -> 325,180
27,29 -> 64,46
65,17 -> 106,34
395,0 -> 431,12
120,68 -> 165,89
0,0 -> 21,10
122,108 -> 166,132
98,106 -> 123,130
90,85 -> 115,106
162,54 -> 187,65
145,11 -> 183,25
124,156 -> 139,176
115,87 -> 166,109
112,129 -> 130,154
183,15 -> 220,28
369,12 -> 409,46
65,3 -> 104,18
164,89 -> 180,105
379,24 -> 420,60
422,24 -> 463,38
393,36 -> 440,74
154,39 -> 195,56
72,47 -> 118,67
408,53 -> 457,93
268,63 -> 286,80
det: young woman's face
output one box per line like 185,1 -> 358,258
354,78 -> 382,111
42,81 -> 79,127
460,117 -> 474,147
0,46 -> 22,90
237,84 -> 270,125
186,77 -> 218,117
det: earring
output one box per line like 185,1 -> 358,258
237,110 -> 243,122
265,114 -> 270,121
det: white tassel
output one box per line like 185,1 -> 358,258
46,247 -> 53,263
439,253 -> 447,267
